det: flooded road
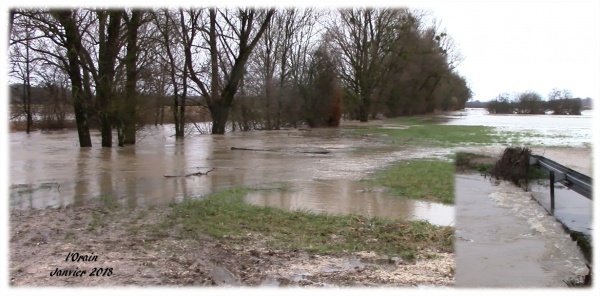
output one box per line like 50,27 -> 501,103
9,125 -> 454,225
455,174 -> 588,287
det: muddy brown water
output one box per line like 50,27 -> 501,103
9,125 -> 454,226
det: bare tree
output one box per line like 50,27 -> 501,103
9,13 -> 38,133
328,8 -> 405,122
244,8 -> 321,129
182,8 -> 275,134
38,66 -> 71,129
150,9 -> 189,138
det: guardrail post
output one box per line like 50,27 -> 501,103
549,171 -> 555,213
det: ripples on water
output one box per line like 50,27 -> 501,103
488,185 -> 587,275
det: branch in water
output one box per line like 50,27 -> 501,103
164,168 -> 216,178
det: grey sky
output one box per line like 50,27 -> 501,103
411,0 -> 600,101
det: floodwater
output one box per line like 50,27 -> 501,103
9,125 -> 454,226
529,181 -> 593,237
450,108 -> 593,287
455,174 -> 589,287
443,108 -> 593,147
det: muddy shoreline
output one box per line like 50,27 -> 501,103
9,204 -> 453,287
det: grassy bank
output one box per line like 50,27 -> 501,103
366,160 -> 454,204
150,187 -> 453,259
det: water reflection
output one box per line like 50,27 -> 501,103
245,179 -> 454,225
10,126 -> 453,225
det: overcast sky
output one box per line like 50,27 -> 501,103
3,0 -> 600,102
412,0 -> 600,102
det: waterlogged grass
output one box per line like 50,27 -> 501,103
158,187 -> 453,258
352,122 -> 497,147
366,160 -> 454,204
489,131 -> 577,147
350,116 -> 550,147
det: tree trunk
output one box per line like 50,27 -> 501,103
122,10 -> 142,146
358,97 -> 369,122
73,89 -> 92,147
100,112 -> 112,147
154,105 -> 160,126
97,10 -> 122,147
210,102 -> 231,134
23,75 -> 33,133
177,63 -> 188,138
25,107 -> 32,133
160,105 -> 165,125
165,10 -> 184,138
173,94 -> 180,136
52,10 -> 92,147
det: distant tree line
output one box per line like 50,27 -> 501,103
463,90 -> 593,114
485,89 -> 591,115
463,100 -> 487,108
9,7 -> 471,148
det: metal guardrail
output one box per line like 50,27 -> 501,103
529,154 -> 593,201
530,154 -> 593,282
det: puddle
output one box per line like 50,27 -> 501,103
245,179 -> 453,225
455,174 -> 588,287
10,125 -> 453,225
